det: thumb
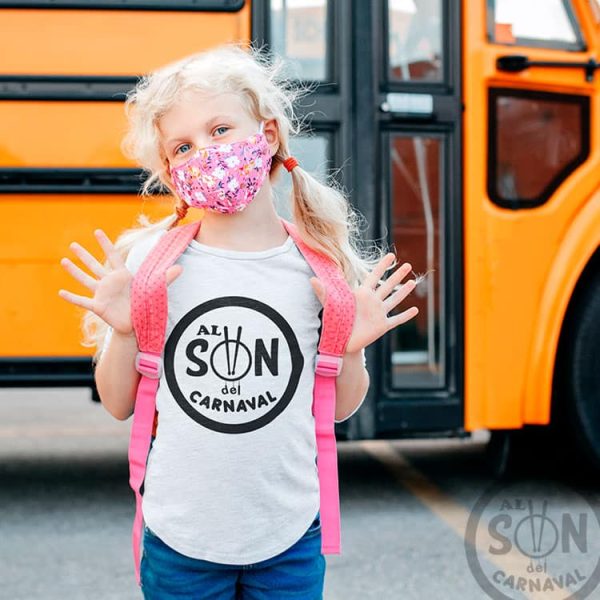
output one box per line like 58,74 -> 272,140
310,277 -> 327,307
166,264 -> 183,286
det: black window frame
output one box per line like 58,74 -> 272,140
267,0 -> 337,85
0,0 -> 243,10
381,126 -> 451,393
379,0 -> 452,93
487,87 -> 591,210
254,0 -> 352,189
485,0 -> 587,52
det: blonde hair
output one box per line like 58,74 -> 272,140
83,41 -> 397,365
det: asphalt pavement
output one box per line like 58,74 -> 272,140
2,388 -> 599,600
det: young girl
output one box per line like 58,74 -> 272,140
58,42 -> 420,599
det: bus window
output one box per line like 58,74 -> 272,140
270,0 -> 329,81
487,0 -> 585,50
388,0 -> 443,82
389,133 -> 443,388
488,89 -> 590,208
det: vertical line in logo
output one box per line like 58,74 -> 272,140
232,326 -> 242,375
224,325 -> 232,375
538,499 -> 548,553
527,499 -> 536,552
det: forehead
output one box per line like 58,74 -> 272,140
158,90 -> 247,138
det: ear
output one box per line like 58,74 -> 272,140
158,145 -> 174,184
160,168 -> 171,184
158,164 -> 176,194
263,118 -> 280,157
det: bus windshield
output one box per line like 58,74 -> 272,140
489,0 -> 585,50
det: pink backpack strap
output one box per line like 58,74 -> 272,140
128,220 -> 201,588
280,217 -> 356,555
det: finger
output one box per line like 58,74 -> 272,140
363,253 -> 396,290
60,257 -> 98,292
94,229 -> 126,271
376,262 -> 413,299
387,306 -> 419,329
382,279 -> 417,313
57,288 -> 95,311
69,240 -> 108,278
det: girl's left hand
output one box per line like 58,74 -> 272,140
310,253 -> 419,354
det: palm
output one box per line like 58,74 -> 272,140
92,267 -> 134,334
58,229 -> 182,336
311,253 -> 419,354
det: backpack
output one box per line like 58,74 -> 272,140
127,216 -> 356,587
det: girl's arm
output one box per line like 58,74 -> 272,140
334,349 -> 369,423
94,230 -> 168,421
94,330 -> 140,421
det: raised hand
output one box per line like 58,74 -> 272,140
58,229 -> 183,335
310,253 -> 420,354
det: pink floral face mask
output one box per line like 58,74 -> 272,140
169,121 -> 272,214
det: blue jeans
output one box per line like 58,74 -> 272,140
140,512 -> 325,599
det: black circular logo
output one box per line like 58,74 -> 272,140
164,296 -> 304,434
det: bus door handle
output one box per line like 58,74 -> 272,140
380,92 -> 436,121
496,54 -> 600,83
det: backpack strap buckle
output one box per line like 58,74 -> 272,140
315,353 -> 343,377
135,351 -> 163,379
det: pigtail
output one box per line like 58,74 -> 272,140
275,150 -> 391,291
170,201 -> 190,229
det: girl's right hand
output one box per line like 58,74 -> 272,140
58,229 -> 183,335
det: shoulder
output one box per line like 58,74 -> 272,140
125,228 -> 168,276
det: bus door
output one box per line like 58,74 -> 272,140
252,0 -> 462,439
355,0 -> 464,438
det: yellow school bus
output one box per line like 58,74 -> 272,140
2,1 -> 600,468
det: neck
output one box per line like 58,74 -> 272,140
193,185 -> 289,252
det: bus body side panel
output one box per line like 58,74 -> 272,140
0,5 -> 250,76
524,2 -> 600,427
0,2 -> 252,383
0,196 -> 174,357
462,0 -> 599,432
524,164 -> 600,423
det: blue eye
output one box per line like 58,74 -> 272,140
214,126 -> 229,136
175,143 -> 192,155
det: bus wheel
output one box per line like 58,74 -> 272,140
483,429 -> 512,479
484,426 -> 562,479
555,273 -> 600,476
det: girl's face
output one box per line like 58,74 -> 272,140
158,90 -> 274,170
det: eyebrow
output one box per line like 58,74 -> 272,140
166,114 -> 234,146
